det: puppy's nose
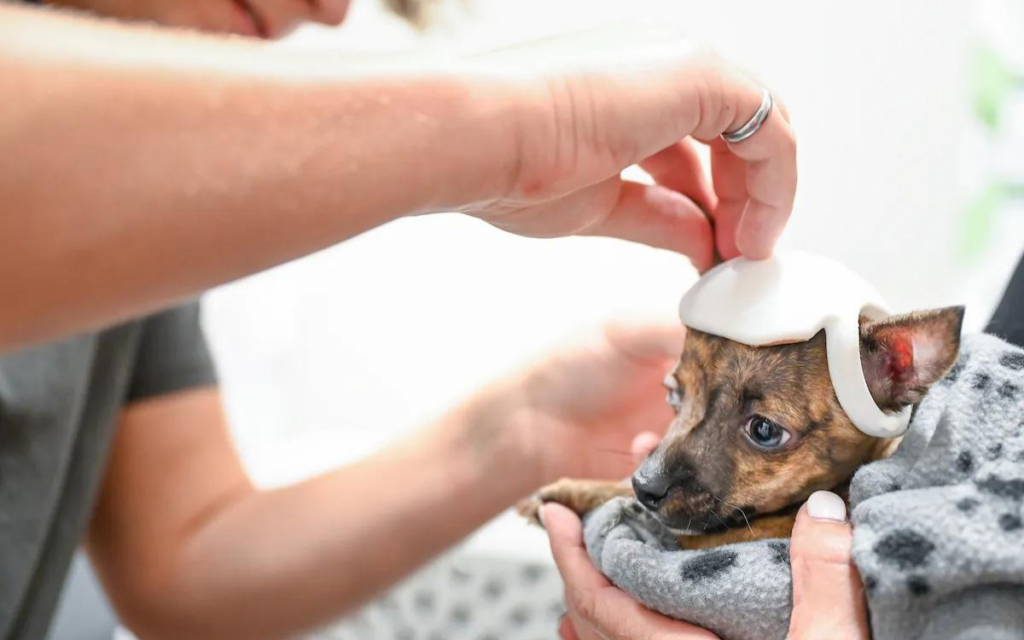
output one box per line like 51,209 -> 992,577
632,469 -> 672,510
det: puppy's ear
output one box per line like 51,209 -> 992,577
860,306 -> 965,411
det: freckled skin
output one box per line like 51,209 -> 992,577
522,308 -> 963,546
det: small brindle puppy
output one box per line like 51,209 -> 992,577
521,307 -> 964,550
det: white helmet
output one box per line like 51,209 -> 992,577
677,252 -> 911,438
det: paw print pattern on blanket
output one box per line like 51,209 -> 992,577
583,334 -> 1024,640
850,333 -> 1024,640
582,497 -> 794,640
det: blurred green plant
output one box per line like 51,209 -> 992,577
960,38 -> 1023,263
973,41 -> 1017,131
960,183 -> 1005,261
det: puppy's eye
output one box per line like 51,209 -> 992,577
663,374 -> 683,413
666,388 -> 683,413
744,416 -> 790,449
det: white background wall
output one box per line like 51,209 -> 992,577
202,0 -> 1022,522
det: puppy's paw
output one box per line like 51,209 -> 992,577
518,478 -> 633,526
517,479 -> 575,527
516,494 -> 546,527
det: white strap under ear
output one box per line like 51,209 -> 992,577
678,252 -> 912,438
823,312 -> 912,438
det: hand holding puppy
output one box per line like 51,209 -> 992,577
545,490 -> 870,640
786,492 -> 871,640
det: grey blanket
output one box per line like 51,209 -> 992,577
583,333 -> 1024,640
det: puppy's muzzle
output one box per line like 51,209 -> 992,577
632,468 -> 672,510
632,459 -> 697,512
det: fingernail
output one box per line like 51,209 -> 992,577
537,503 -> 548,528
806,490 -> 847,523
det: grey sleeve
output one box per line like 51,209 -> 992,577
127,300 -> 218,402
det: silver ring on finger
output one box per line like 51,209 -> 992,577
721,88 -> 773,144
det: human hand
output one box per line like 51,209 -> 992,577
786,491 -> 871,640
511,323 -> 683,486
544,490 -> 870,640
463,24 -> 797,269
543,501 -> 720,640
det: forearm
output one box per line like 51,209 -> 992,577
0,4 -> 518,351
133,386 -> 538,640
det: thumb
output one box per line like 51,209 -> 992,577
787,491 -> 870,640
631,431 -> 661,465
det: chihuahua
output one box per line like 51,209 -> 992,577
520,306 -> 964,549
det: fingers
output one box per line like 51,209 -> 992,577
724,110 -> 797,259
544,502 -> 720,640
308,0 -> 350,26
559,613 -> 584,640
773,94 -> 792,124
582,179 -> 715,271
787,491 -> 871,640
707,143 -> 746,259
684,63 -> 796,261
714,106 -> 796,260
648,74 -> 795,261
631,431 -> 662,465
603,323 -> 685,363
476,27 -> 796,261
246,0 -> 310,38
639,140 -> 717,220
544,503 -> 613,591
643,103 -> 793,262
564,612 -> 606,640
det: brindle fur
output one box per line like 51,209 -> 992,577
519,308 -> 963,548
